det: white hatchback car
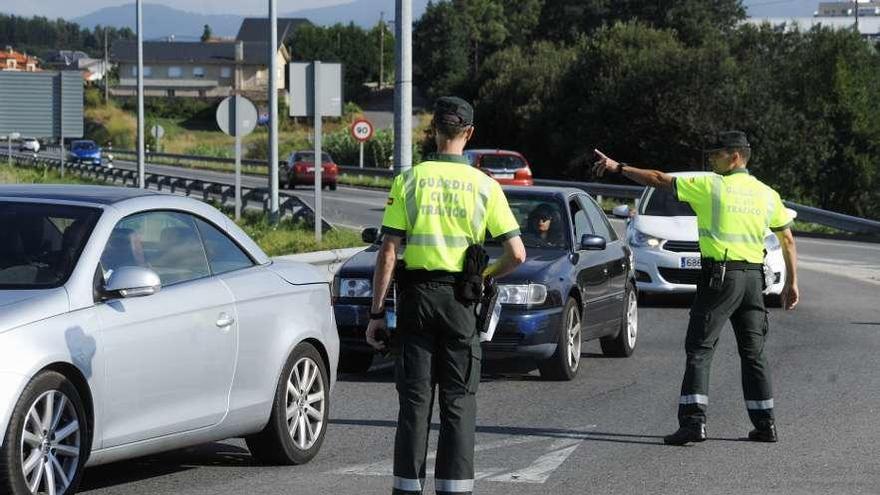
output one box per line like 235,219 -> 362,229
613,172 -> 791,305
0,185 -> 339,495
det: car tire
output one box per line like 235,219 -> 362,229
0,371 -> 90,495
246,342 -> 329,465
538,297 -> 582,381
338,351 -> 373,374
329,183 -> 337,191
601,283 -> 638,357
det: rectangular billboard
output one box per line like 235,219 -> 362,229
0,71 -> 83,138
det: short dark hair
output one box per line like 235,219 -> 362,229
732,146 -> 751,164
432,119 -> 472,139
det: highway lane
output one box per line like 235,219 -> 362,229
76,234 -> 880,495
9,152 -> 880,493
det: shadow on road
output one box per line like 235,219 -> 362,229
639,293 -> 695,308
79,443 -> 255,492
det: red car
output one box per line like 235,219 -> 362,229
464,149 -> 534,186
284,151 -> 339,190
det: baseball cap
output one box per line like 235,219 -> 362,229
434,96 -> 474,127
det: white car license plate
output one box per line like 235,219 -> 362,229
306,167 -> 315,172
680,257 -> 701,269
493,173 -> 514,179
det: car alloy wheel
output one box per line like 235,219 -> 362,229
625,289 -> 638,349
566,304 -> 582,372
286,357 -> 326,451
20,390 -> 81,495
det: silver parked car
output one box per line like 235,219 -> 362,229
0,185 -> 339,495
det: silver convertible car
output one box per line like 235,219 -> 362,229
0,185 -> 339,495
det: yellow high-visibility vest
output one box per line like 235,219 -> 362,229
381,154 -> 520,272
675,169 -> 793,263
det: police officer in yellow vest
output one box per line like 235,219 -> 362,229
366,96 -> 526,494
593,131 -> 799,446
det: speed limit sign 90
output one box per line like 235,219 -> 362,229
351,118 -> 374,142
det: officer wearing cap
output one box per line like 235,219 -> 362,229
366,96 -> 526,495
592,131 -> 799,445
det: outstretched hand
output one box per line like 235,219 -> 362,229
592,149 -> 621,177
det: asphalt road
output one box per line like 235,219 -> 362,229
11,152 -> 880,493
75,234 -> 880,493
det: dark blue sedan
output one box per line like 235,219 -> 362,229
332,186 -> 639,380
69,140 -> 104,166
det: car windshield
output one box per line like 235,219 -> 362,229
643,188 -> 695,217
295,152 -> 332,163
480,154 -> 526,171
73,142 -> 97,151
487,195 -> 569,250
0,202 -> 101,289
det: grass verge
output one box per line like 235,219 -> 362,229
0,163 -> 363,256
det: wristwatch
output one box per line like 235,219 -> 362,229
369,309 -> 386,320
613,162 -> 627,175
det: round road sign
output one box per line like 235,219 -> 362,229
216,95 -> 259,137
351,118 -> 374,143
150,125 -> 165,140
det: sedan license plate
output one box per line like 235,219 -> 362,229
680,257 -> 701,269
306,167 -> 315,172
493,173 -> 514,179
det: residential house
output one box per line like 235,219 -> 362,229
111,18 -> 309,99
0,46 -> 39,72
44,50 -> 111,83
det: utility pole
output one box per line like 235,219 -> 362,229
379,11 -> 385,90
104,29 -> 109,103
854,0 -> 861,33
268,0 -> 280,220
136,0 -> 145,188
393,0 -> 412,175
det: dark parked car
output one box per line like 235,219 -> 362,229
332,186 -> 638,380
283,151 -> 339,190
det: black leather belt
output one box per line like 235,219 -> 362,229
701,259 -> 763,271
398,269 -> 459,284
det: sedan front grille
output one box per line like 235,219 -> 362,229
658,268 -> 701,285
663,240 -> 700,253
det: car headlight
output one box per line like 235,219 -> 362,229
628,229 -> 663,249
764,233 -> 781,251
497,284 -> 547,305
338,278 -> 372,298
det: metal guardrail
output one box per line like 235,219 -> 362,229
3,151 -> 334,232
40,149 -> 880,235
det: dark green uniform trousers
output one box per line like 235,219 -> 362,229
393,280 -> 480,495
679,267 -> 775,429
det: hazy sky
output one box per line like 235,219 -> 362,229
5,0 -> 355,19
5,0 -> 821,22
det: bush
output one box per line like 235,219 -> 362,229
324,127 -> 395,168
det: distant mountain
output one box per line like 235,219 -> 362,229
72,0 -> 431,40
282,0 -> 431,28
744,0 -> 817,19
73,4 -> 243,40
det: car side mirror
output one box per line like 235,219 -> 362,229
103,266 -> 161,299
612,204 -> 631,218
580,234 -> 606,251
361,227 -> 379,244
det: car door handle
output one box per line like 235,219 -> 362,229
216,313 -> 235,328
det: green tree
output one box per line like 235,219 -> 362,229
413,1 -> 470,99
200,24 -> 212,42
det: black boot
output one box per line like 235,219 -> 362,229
663,424 -> 707,446
748,423 -> 777,442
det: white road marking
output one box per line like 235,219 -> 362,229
328,425 -> 596,485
